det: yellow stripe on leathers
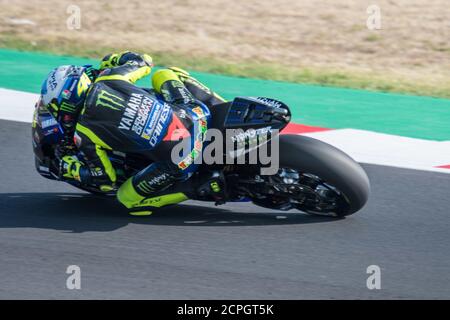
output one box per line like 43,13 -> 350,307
75,123 -> 116,183
95,66 -> 151,84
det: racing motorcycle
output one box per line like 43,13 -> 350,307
32,94 -> 370,217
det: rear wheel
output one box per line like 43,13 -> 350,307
249,134 -> 370,217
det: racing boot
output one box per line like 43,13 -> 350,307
166,67 -> 226,107
116,162 -> 188,216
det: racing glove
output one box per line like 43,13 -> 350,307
99,51 -> 153,70
59,156 -> 115,192
59,156 -> 85,181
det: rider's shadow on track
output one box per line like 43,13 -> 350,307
0,193 -> 340,233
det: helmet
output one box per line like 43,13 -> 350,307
40,65 -> 92,116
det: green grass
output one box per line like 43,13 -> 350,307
1,35 -> 450,99
363,34 -> 382,42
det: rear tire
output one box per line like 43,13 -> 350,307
278,134 -> 370,216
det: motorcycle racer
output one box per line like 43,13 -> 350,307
39,51 -> 226,215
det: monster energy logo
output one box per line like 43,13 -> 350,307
137,181 -> 154,194
96,90 -> 124,111
137,173 -> 170,194
60,102 -> 77,113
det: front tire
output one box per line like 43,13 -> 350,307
277,134 -> 370,216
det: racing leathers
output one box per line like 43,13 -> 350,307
61,51 -> 225,215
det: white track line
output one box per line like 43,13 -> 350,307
0,88 -> 37,123
303,129 -> 450,174
1,87 -> 449,174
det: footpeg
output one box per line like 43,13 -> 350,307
197,171 -> 227,204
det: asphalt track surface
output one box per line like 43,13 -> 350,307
0,119 -> 449,299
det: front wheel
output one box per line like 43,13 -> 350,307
251,134 -> 370,217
